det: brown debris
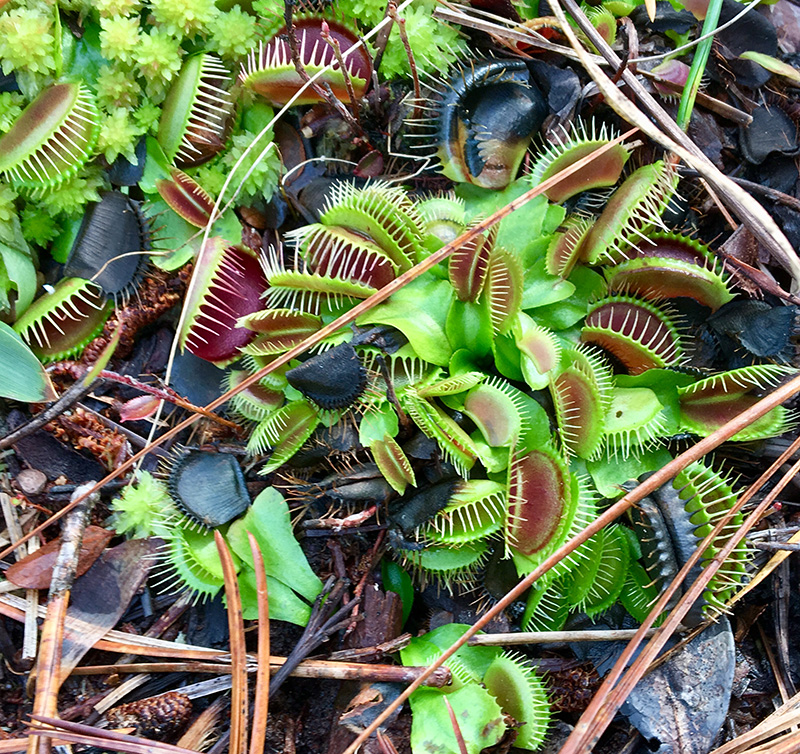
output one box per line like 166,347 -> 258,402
80,266 -> 191,364
106,692 -> 193,739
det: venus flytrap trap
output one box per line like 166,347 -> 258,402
400,623 -> 550,753
0,82 -> 100,195
239,16 -> 373,107
13,277 -> 113,361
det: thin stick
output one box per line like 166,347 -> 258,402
728,529 -> 800,609
27,484 -> 99,754
444,698 -> 468,754
176,697 -> 225,752
247,533 -> 269,754
320,23 -> 363,130
468,628 -> 666,645
215,532 -> 247,754
29,717 -> 198,754
66,660 -> 451,685
0,492 -> 38,663
754,542 -> 800,552
387,1 -> 421,116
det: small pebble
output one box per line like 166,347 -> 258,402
16,469 -> 47,496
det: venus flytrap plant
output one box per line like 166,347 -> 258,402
108,461 -> 322,624
215,168 -> 793,635
400,623 -> 550,753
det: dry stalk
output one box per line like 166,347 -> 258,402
214,532 -> 247,754
247,533 -> 269,754
444,697 -> 469,754
29,716 -> 199,754
176,696 -> 226,752
727,529 -> 800,610
468,628 -> 665,645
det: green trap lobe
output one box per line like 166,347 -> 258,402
507,449 -> 567,556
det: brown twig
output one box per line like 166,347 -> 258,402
100,371 -> 240,430
444,697 -> 468,754
215,532 -> 247,754
248,533 -> 269,754
283,0 -> 361,131
680,168 -> 800,212
754,541 -> 800,551
269,577 -> 358,695
387,1 -> 421,120
468,628 -> 667,645
638,71 -> 752,125
319,21 -> 363,131
176,697 -> 225,752
29,716 -> 199,754
64,660 -> 451,686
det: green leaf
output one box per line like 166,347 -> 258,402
381,559 -> 414,626
0,215 -> 36,316
5,244 -> 37,315
446,298 -> 492,357
521,257 -> 574,311
50,215 -> 82,264
0,322 -> 57,402
147,196 -> 242,271
358,276 -> 453,366
587,447 -> 673,498
492,330 -> 524,382
402,623 -> 500,681
740,51 -> 800,83
62,20 -> 106,87
408,685 -> 506,754
225,487 -> 323,608
456,180 -> 550,256
358,400 -> 399,446
140,137 -> 173,195
615,368 -> 695,434
525,265 -> 605,328
237,567 -> 313,625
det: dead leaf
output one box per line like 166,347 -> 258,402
620,618 -> 736,754
59,538 -> 158,681
5,527 -> 114,589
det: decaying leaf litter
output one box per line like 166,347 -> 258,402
3,0 -> 800,752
